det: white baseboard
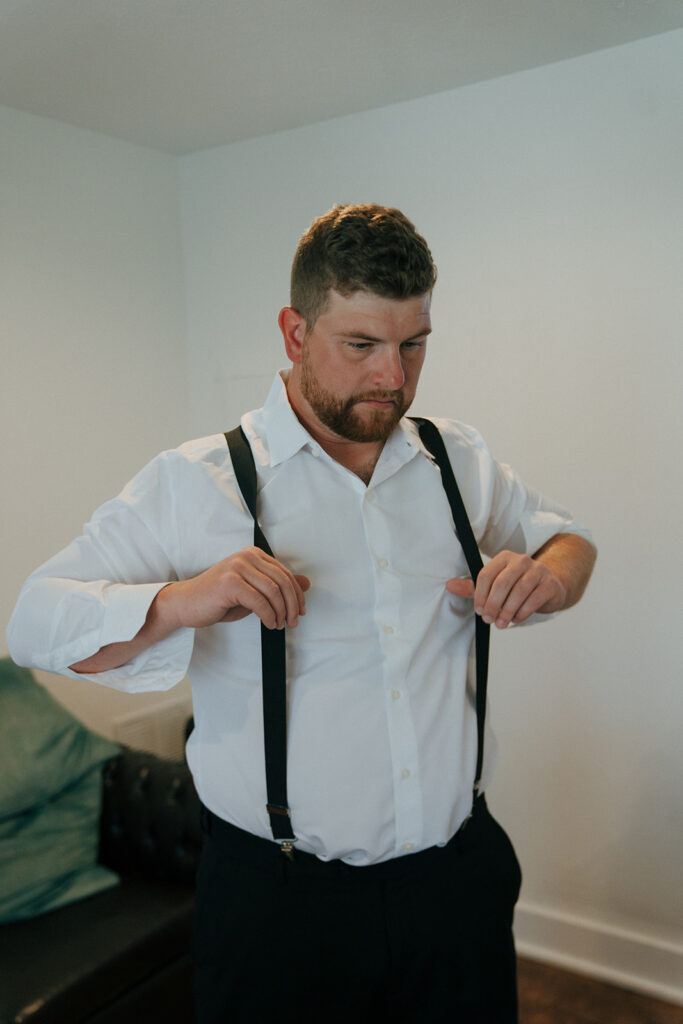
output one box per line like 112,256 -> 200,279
514,901 -> 683,1006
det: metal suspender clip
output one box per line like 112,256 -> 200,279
266,803 -> 297,860
278,840 -> 296,862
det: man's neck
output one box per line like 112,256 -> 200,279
316,435 -> 385,486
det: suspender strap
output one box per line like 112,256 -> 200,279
225,426 -> 296,852
411,417 -> 490,799
224,417 -> 489,848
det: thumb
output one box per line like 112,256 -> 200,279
446,576 -> 474,599
295,574 -> 311,593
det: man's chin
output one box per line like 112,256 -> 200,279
337,405 -> 405,443
301,377 -> 411,443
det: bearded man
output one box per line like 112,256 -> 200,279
8,204 -> 596,1023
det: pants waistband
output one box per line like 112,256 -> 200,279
200,795 -> 487,881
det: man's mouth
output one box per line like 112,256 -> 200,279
355,394 -> 399,408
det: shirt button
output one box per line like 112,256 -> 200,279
391,690 -> 401,700
311,447 -> 321,458
377,558 -> 388,569
383,624 -> 394,635
401,769 -> 411,779
402,842 -> 414,852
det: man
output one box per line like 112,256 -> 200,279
8,204 -> 596,1023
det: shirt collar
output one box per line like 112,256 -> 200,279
247,371 -> 315,468
247,371 -> 433,473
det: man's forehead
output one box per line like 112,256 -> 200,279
323,288 -> 432,327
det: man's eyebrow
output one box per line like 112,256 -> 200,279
339,328 -> 432,343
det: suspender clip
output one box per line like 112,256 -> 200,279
267,804 -> 297,859
279,840 -> 296,862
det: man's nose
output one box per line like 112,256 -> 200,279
374,347 -> 405,390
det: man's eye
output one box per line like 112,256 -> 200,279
401,341 -> 424,351
348,342 -> 373,350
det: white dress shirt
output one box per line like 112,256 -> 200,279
7,373 -> 592,865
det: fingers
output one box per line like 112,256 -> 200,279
225,548 -> 308,630
171,548 -> 309,631
445,577 -> 475,599
473,551 -> 564,629
295,574 -> 311,594
445,552 -> 566,629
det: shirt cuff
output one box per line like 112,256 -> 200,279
62,625 -> 195,693
49,582 -> 195,692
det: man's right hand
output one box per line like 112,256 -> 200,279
159,547 -> 310,632
70,548 -> 309,674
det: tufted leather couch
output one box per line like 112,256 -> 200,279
0,747 -> 202,1024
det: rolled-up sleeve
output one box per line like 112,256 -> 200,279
6,455 -> 195,693
437,419 -> 595,629
440,420 -> 594,557
485,465 -> 594,558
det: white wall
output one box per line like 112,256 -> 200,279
179,32 -> 683,999
1,106 -> 192,731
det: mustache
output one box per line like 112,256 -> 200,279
352,390 -> 403,404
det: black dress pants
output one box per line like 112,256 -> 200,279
194,797 -> 522,1024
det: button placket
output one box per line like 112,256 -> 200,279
363,480 -> 423,855
383,654 -> 423,855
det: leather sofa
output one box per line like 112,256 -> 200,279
0,746 -> 202,1024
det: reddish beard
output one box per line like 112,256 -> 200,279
300,361 -> 409,442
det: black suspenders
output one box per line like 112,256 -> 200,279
225,426 -> 297,857
224,419 -> 490,857
411,417 -> 491,803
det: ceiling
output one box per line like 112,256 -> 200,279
1,0 -> 682,155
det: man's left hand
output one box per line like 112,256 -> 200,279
445,533 -> 596,629
446,551 -> 565,628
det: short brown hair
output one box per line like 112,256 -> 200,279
290,203 -> 437,329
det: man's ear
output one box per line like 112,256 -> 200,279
278,307 -> 307,364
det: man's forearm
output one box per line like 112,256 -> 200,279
70,549 -> 310,674
532,533 -> 597,611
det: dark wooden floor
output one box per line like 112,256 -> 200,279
518,957 -> 683,1024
